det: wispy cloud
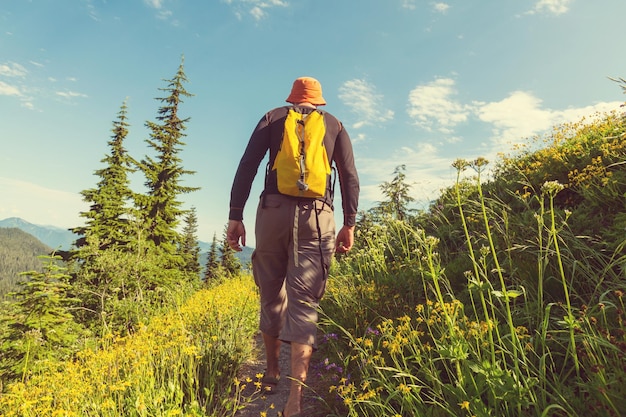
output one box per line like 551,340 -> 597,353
527,0 -> 573,15
0,81 -> 21,96
144,0 -> 164,9
222,0 -> 288,21
56,90 -> 88,99
0,62 -> 28,77
401,1 -> 450,13
143,0 -> 178,24
338,79 -> 394,130
433,3 -> 451,13
407,78 -> 471,134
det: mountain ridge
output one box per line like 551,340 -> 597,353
0,217 -> 75,250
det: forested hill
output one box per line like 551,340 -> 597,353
0,227 -> 52,298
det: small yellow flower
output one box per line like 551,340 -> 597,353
459,400 -> 470,411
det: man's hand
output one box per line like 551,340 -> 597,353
335,225 -> 355,253
226,220 -> 246,252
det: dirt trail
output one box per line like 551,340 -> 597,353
235,332 -> 326,417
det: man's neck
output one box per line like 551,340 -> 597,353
293,102 -> 316,108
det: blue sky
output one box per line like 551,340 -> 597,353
1,0 -> 624,246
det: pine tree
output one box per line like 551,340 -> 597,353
136,57 -> 199,266
73,101 -> 136,252
376,164 -> 415,221
0,255 -> 83,382
204,232 -> 221,283
180,207 -> 201,278
220,225 -> 241,277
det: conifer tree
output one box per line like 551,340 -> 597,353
376,164 -> 415,221
204,232 -> 221,282
220,225 -> 241,277
0,255 -> 83,381
136,57 -> 199,266
73,101 -> 136,251
180,207 -> 201,278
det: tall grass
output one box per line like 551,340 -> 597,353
324,178 -> 626,416
318,145 -> 626,416
0,275 -> 259,417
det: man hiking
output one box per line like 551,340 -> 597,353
227,76 -> 359,417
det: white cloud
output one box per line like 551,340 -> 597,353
407,78 -> 471,133
0,177 -> 83,229
144,0 -> 164,9
157,9 -> 173,20
527,0 -> 573,15
404,76 -> 623,165
56,90 -> 88,98
0,81 -> 21,96
475,91 -> 622,151
143,0 -> 178,23
222,0 -> 288,21
0,62 -> 28,77
475,91 -> 554,146
339,79 -> 394,129
356,142 -> 455,207
433,2 -> 450,13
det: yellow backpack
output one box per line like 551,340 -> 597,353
272,108 -> 331,198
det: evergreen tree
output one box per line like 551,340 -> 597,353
220,225 -> 241,277
136,57 -> 199,266
180,207 -> 201,278
376,164 -> 415,221
0,255 -> 83,382
204,232 -> 221,283
72,101 -> 136,252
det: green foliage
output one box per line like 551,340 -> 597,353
0,275 -> 259,417
180,207 -> 202,277
369,164 -> 417,222
72,100 -> 136,253
317,107 -> 626,417
204,233 -> 222,284
64,59 -> 202,337
69,235 -> 199,335
0,255 -> 85,383
220,225 -> 242,278
135,57 -> 199,267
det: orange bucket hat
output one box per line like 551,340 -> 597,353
286,76 -> 326,106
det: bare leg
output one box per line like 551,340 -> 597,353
262,332 -> 282,379
283,342 -> 313,417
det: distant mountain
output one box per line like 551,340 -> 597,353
0,217 -> 75,250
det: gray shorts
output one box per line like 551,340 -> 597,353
252,193 -> 336,348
